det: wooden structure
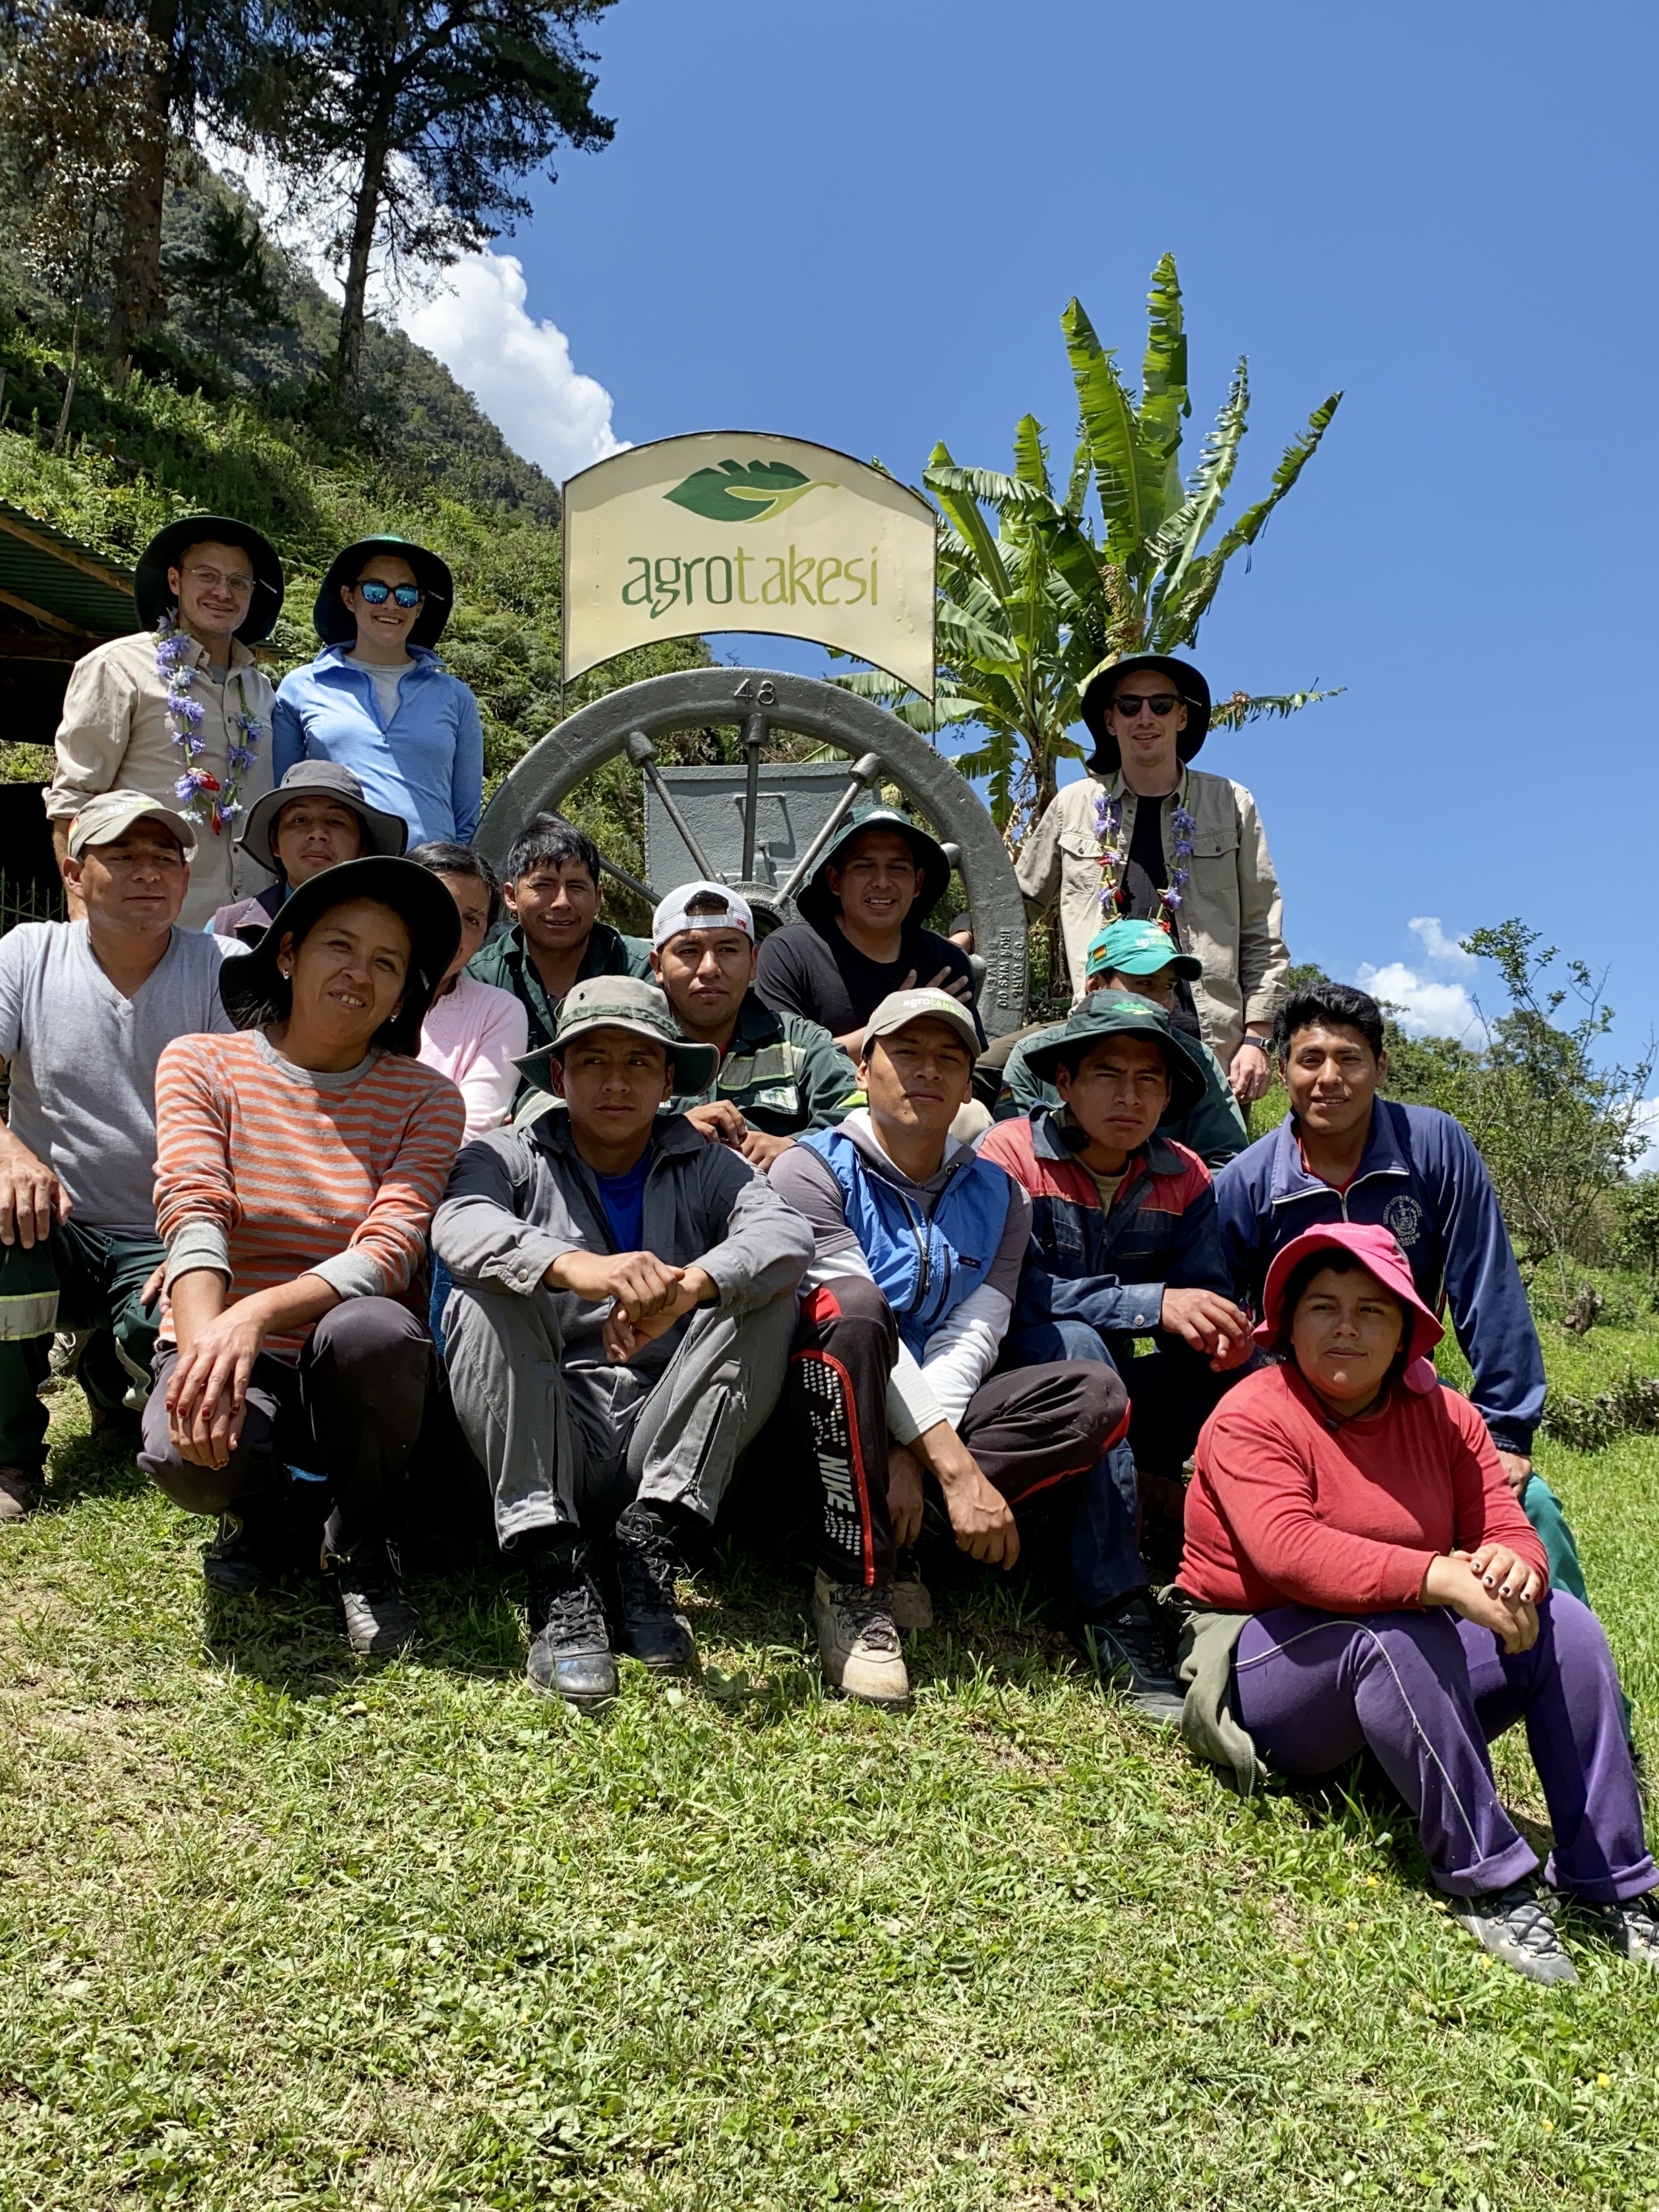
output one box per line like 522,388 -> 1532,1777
0,505 -> 137,920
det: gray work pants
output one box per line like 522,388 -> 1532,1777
443,1279 -> 796,1548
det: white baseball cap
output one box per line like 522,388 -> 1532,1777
651,879 -> 755,950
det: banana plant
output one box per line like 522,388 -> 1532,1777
839,254 -> 1343,841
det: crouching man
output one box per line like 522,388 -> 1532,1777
769,989 -> 1126,1706
980,995 -> 1253,1720
434,977 -> 813,1710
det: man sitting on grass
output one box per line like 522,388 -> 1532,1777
0,793 -> 237,1518
980,995 -> 1254,1721
990,919 -> 1247,1167
467,816 -> 649,1095
647,882 -> 857,1171
434,977 -> 813,1711
1216,978 -> 1587,1600
769,989 -> 1125,1707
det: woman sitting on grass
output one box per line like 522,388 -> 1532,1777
1175,1220 -> 1659,1985
138,858 -> 465,1657
408,841 -> 528,1140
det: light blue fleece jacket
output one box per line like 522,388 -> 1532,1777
272,642 -> 484,846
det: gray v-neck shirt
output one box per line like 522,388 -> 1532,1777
0,921 -> 240,1234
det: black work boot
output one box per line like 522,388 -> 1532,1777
322,1532 -> 421,1656
203,1513 -> 272,1597
1450,1882 -> 1579,1984
612,1499 -> 698,1675
525,1536 -> 617,1712
1079,1588 -> 1184,1725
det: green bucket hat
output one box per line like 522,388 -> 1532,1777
797,804 -> 952,931
514,975 -> 719,1095
1022,993 -> 1207,1118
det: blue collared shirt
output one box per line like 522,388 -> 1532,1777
272,642 -> 484,846
1213,1099 -> 1547,1453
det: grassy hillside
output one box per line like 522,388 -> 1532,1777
2,1304 -> 1656,2211
0,165 -> 703,914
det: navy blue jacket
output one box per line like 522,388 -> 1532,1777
1213,1101 -> 1546,1454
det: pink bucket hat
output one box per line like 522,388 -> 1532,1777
1258,1221 -> 1444,1394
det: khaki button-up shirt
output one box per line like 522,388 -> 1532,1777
48,630 -> 277,931
1015,768 -> 1290,1069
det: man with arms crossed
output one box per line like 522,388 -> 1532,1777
770,989 -> 1125,1706
1217,979 -> 1586,1598
0,794 -> 237,1515
434,977 -> 812,1710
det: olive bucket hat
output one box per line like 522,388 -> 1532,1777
796,804 -> 953,931
1022,993 -> 1207,1119
313,535 -> 454,649
134,514 -> 285,645
513,975 -> 719,1097
1078,653 -> 1211,776
219,854 -> 462,1056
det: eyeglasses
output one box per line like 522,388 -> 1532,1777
181,565 -> 255,595
355,580 -> 424,608
1110,692 -> 1180,718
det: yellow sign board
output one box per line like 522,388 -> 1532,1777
562,432 -> 937,697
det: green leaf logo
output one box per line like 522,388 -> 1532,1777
664,459 -> 833,524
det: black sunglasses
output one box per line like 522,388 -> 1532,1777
355,579 -> 424,608
1111,691 -> 1180,718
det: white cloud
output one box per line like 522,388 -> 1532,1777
1354,961 -> 1489,1045
397,253 -> 624,486
1407,916 -> 1476,971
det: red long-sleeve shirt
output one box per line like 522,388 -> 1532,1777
1179,1363 -> 1548,1614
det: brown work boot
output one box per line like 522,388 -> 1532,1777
0,1466 -> 39,1521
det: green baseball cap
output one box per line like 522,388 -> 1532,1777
1085,917 -> 1202,982
514,975 -> 718,1095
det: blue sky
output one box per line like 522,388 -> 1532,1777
416,0 -> 1658,1054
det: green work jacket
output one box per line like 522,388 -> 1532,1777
467,921 -> 652,1088
667,993 -> 858,1136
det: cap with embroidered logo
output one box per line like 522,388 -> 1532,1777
861,986 -> 980,1062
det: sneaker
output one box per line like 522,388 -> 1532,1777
525,1542 -> 618,1712
1579,1891 -> 1659,1970
1449,1882 -> 1579,1984
890,1548 -> 933,1631
202,1513 -> 272,1597
613,1506 -> 697,1675
323,1536 -> 420,1657
813,1570 -> 910,1706
0,1465 -> 38,1522
1080,1588 -> 1185,1724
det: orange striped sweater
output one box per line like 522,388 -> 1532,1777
153,1030 -> 465,1360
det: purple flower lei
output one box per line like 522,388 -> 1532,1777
1094,779 -> 1197,929
156,614 -> 263,835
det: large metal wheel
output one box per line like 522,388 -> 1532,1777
475,666 -> 1029,1035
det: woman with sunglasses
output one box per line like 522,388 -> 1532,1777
272,535 -> 484,851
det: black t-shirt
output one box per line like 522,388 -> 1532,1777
1118,792 -> 1202,1042
756,920 -> 985,1044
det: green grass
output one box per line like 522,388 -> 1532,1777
5,1366 -> 1659,2212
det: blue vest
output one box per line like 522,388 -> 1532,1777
803,1127 -> 1012,1361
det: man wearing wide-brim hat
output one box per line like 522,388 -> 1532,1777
209,758 -> 409,944
433,975 -> 814,1712
1014,651 -> 1289,1104
47,513 -> 285,932
272,535 -> 483,851
755,802 -> 982,1059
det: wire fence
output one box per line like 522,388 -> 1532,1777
0,865 -> 63,933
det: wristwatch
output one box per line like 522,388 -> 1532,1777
1240,1034 -> 1270,1055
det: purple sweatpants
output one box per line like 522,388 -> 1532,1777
1231,1593 -> 1655,1901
